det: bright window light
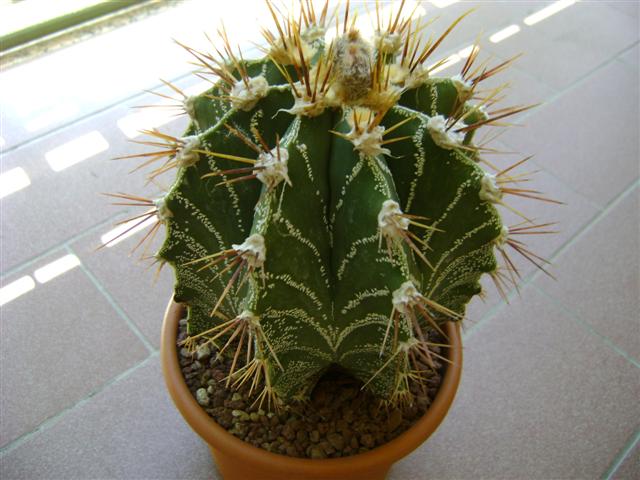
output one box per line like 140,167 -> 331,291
524,0 -> 577,26
183,81 -> 212,97
458,45 -> 477,59
430,0 -> 459,8
45,131 -> 109,172
34,254 -> 81,284
490,24 -> 521,43
429,54 -> 461,74
25,104 -> 79,132
117,108 -> 177,139
0,167 -> 31,199
100,215 -> 157,248
0,276 -> 36,307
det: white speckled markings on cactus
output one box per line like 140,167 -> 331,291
110,0 -> 558,409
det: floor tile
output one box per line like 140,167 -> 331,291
462,275 -> 508,336
432,45 -> 557,114
603,0 -> 640,20
0,94 -> 189,274
617,43 -> 639,75
481,2 -> 639,90
71,226 -> 174,350
0,252 -> 149,448
491,155 -> 600,279
0,359 -> 216,480
535,186 -> 640,361
613,436 -> 640,479
499,59 -> 640,209
389,286 -> 640,479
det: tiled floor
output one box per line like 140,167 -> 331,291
1,1 -> 638,479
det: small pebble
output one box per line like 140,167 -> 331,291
310,447 -> 326,459
327,432 -> 345,450
360,434 -> 375,448
231,410 -> 249,421
196,388 -> 210,407
196,344 -> 211,360
387,409 -> 403,431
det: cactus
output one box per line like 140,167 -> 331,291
112,1 -> 556,410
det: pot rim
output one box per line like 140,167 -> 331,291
161,298 -> 462,474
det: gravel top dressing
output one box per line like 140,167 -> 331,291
178,318 -> 444,459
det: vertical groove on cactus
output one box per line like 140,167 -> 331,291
112,1 -> 556,410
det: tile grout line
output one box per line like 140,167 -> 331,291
0,352 -> 158,458
464,178 -> 639,342
531,178 -> 639,278
1,183 -> 167,281
532,284 -> 639,368
504,39 -> 640,125
65,244 -> 157,354
492,38 -> 640,204
520,180 -> 639,365
602,428 -> 640,480
526,157 -> 606,215
0,211 -> 125,281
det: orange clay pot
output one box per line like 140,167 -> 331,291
161,299 -> 462,480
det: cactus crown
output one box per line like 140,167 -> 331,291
112,1 -> 556,410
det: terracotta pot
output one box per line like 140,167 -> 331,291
161,299 -> 462,480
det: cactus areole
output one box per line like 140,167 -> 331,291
118,2 -> 548,411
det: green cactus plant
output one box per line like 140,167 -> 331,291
112,1 -> 555,411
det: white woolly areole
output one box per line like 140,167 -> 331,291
473,104 -> 488,122
404,64 -> 429,90
237,310 -> 260,327
365,84 -> 403,111
176,135 -> 200,167
495,225 -> 509,247
426,115 -> 465,149
230,75 -> 269,111
378,199 -> 409,240
479,172 -> 503,203
388,63 -> 409,85
398,337 -> 420,352
374,31 -> 403,55
283,87 -> 326,117
232,234 -> 266,268
183,96 -> 197,119
302,25 -> 326,43
347,125 -> 390,157
451,74 -> 473,101
255,146 -> 291,189
270,37 -> 315,66
153,196 -> 172,221
392,281 -> 422,315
